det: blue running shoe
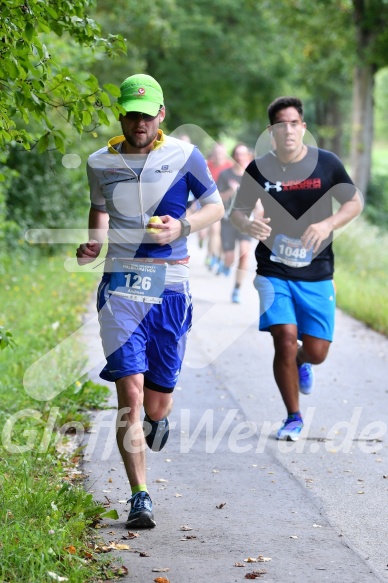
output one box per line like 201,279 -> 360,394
217,262 -> 231,276
208,255 -> 219,272
276,414 -> 304,441
216,260 -> 225,275
126,491 -> 156,528
231,288 -> 241,303
143,413 -> 169,451
298,363 -> 314,395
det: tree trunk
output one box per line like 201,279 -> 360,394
350,63 -> 374,196
314,96 -> 343,158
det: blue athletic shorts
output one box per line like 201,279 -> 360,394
253,275 -> 336,341
97,275 -> 193,392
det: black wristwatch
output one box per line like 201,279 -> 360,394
178,218 -> 191,238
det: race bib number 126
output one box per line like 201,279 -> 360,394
109,259 -> 167,303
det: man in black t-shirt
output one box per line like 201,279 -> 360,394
231,96 -> 363,441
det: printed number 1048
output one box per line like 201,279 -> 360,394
278,245 -> 308,259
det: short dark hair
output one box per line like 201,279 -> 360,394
267,96 -> 304,125
231,143 -> 248,158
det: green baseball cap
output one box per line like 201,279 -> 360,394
117,74 -> 164,116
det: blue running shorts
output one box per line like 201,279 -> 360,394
97,275 -> 193,392
253,275 -> 336,341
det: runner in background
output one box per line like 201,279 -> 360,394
217,143 -> 252,303
204,143 -> 233,271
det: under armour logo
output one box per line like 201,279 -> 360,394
265,181 -> 282,192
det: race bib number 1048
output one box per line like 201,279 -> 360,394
270,234 -> 312,268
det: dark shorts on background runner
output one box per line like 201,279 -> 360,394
97,276 -> 192,392
221,218 -> 250,252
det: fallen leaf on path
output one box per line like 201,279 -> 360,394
245,556 -> 271,563
290,535 -> 298,539
154,578 -> 170,583
180,535 -> 197,540
216,502 -> 226,509
139,551 -> 149,557
235,562 -> 245,567
123,531 -> 139,539
152,567 -> 170,572
155,478 -> 168,483
94,544 -> 112,553
108,542 -> 131,551
313,524 -> 322,528
245,570 -> 267,579
180,525 -> 193,531
174,493 -> 182,497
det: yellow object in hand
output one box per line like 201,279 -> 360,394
146,216 -> 163,233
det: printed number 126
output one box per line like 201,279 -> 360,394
125,272 -> 152,291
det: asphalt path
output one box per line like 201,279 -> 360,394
83,234 -> 388,583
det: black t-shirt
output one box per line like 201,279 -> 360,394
233,146 -> 355,281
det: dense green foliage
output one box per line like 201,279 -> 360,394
0,0 -> 125,269
5,144 -> 89,234
0,0 -> 125,151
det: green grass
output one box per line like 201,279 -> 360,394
334,216 -> 388,335
0,249 -> 116,583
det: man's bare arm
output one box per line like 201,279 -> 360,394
301,192 -> 363,252
147,202 -> 224,245
76,208 -> 109,264
230,208 -> 272,241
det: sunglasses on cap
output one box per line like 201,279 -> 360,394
124,107 -> 163,122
